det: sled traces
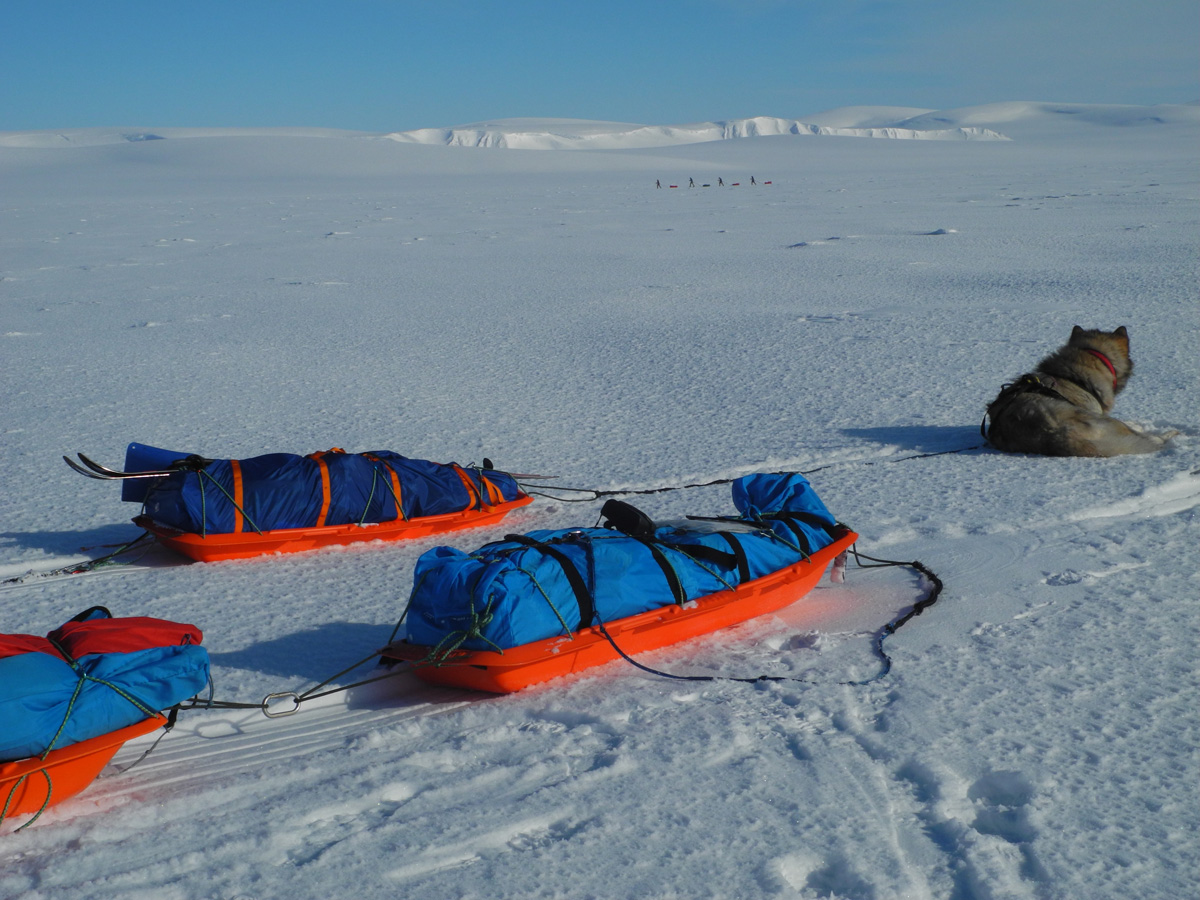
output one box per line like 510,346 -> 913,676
1068,470 -> 1200,522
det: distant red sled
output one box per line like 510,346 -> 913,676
134,493 -> 533,563
1,714 -> 166,822
384,526 -> 857,693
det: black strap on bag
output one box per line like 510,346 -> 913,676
756,510 -> 842,557
600,498 -> 749,590
599,500 -> 687,606
502,534 -> 596,628
714,531 -> 750,582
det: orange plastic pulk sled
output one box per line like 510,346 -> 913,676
65,444 -> 533,563
384,526 -> 858,694
134,495 -> 533,563
1,715 -> 167,821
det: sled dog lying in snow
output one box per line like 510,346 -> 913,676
983,326 -> 1176,457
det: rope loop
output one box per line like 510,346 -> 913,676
592,545 -> 944,689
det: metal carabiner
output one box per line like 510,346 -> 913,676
261,691 -> 301,718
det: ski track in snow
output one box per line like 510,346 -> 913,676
96,679 -> 477,799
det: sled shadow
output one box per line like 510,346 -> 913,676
0,523 -> 153,558
840,425 -> 985,454
207,623 -> 483,710
0,525 -> 185,575
207,622 -> 398,683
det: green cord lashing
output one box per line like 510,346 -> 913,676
1,661 -> 161,832
198,469 -> 262,535
515,565 -> 575,639
1,771 -> 49,829
198,469 -> 206,537
665,545 -> 738,594
366,459 -> 408,522
358,468 -> 379,526
426,588 -> 501,664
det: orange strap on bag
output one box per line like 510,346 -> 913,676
304,451 -> 339,528
363,453 -> 405,521
479,474 -> 505,505
450,464 -> 482,510
230,459 -> 245,534
304,449 -> 346,528
313,457 -> 332,527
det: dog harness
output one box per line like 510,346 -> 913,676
980,374 -> 1070,440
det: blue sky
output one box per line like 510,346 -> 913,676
2,0 -> 1196,131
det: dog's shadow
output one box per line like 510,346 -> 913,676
841,425 -> 985,454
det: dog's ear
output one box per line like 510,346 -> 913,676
1071,325 -> 1085,340
1114,326 -> 1128,339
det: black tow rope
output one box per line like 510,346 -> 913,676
176,647 -> 413,719
101,650 -> 417,782
594,547 -> 943,688
520,445 -> 984,503
1,531 -> 156,586
105,706 -> 181,777
842,550 -> 943,685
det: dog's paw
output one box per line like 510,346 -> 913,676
1153,429 -> 1181,445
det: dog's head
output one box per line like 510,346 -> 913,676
1068,325 -> 1133,387
1070,324 -> 1128,349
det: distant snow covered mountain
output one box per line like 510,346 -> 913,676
382,102 -> 1200,149
3,101 -> 1196,150
381,114 -> 1009,149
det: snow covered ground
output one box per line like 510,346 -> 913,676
1,102 -> 1197,899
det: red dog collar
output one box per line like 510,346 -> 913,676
1084,348 -> 1118,390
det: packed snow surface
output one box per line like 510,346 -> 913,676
1,103 -> 1197,900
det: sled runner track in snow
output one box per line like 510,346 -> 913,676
0,533 -> 164,589
0,564 -> 155,591
95,679 -> 478,799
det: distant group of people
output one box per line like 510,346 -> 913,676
656,176 -> 759,188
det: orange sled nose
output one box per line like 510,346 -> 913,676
1,713 -> 166,821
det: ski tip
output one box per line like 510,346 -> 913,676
64,455 -> 107,479
77,452 -> 114,475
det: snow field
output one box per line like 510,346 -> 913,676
1,104 -> 1197,899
